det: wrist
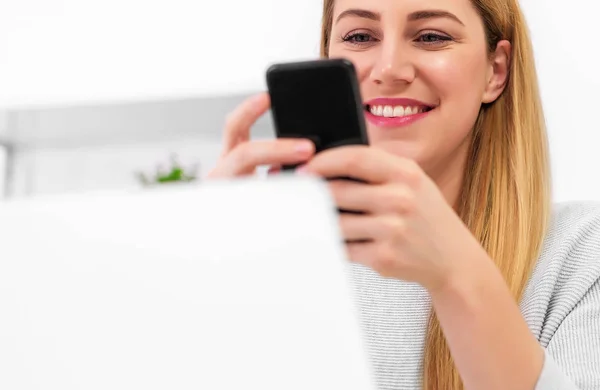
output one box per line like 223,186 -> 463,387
427,245 -> 501,304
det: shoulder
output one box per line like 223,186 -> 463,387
535,200 -> 600,288
550,200 -> 600,236
542,200 -> 600,271
521,200 -> 600,343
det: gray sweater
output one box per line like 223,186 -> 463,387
349,201 -> 600,389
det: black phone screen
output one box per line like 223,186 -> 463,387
267,59 -> 368,154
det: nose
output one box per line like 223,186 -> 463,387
369,41 -> 416,86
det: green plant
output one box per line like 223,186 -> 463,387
136,154 -> 199,186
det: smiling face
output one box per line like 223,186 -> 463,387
327,0 -> 510,184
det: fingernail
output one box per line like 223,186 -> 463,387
295,141 -> 314,153
250,94 -> 268,112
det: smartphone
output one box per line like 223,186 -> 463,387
266,58 -> 369,171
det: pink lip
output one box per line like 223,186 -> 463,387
364,97 -> 436,128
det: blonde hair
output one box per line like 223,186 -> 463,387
320,0 -> 552,389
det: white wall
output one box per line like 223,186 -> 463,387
0,0 -> 323,108
0,112 -> 10,198
520,0 -> 600,202
0,112 -> 8,136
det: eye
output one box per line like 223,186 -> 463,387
341,31 -> 378,46
416,32 -> 453,45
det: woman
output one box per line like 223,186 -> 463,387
208,0 -> 600,389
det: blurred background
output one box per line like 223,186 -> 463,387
0,0 -> 598,201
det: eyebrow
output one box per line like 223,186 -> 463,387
335,9 -> 380,23
335,8 -> 465,26
408,10 -> 464,26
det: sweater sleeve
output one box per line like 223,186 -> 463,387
535,278 -> 600,390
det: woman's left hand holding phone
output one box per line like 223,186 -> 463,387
206,93 -> 315,179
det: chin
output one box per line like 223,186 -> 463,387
369,139 -> 427,163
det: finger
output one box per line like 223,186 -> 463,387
210,139 -> 315,177
339,213 -> 403,242
303,146 -> 422,185
221,93 -> 271,155
329,181 -> 414,214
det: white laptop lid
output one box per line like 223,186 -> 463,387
0,176 -> 375,390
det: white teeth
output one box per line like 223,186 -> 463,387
368,105 -> 429,118
383,106 -> 393,117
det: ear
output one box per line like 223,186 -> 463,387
482,40 -> 511,104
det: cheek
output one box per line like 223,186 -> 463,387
413,52 -> 489,166
419,52 -> 487,103
418,52 -> 488,141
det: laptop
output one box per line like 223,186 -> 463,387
0,176 -> 376,390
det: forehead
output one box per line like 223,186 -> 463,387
332,0 -> 477,22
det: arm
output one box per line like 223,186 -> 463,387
429,253 -> 600,390
428,253 -> 545,390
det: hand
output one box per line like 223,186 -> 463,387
298,146 -> 488,291
206,93 -> 315,178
